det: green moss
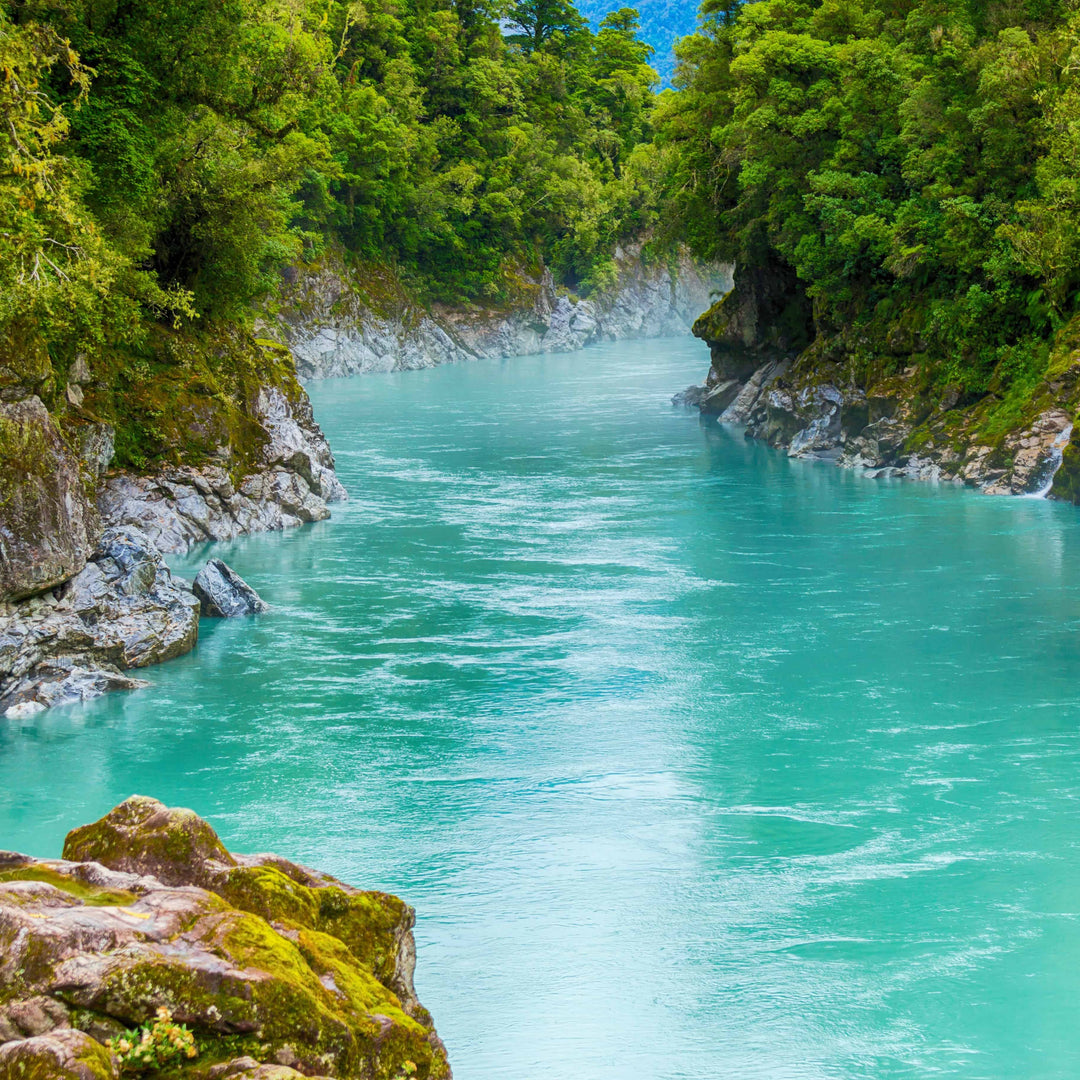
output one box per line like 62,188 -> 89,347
0,406 -> 65,515
216,866 -> 320,929
86,953 -> 262,1034
0,866 -> 136,907
72,1037 -> 121,1080
904,426 -> 933,453
0,1031 -> 119,1080
216,864 -> 409,996
62,796 -> 236,885
296,927 -> 412,1021
79,322 -> 300,480
316,889 -> 409,990
1051,437 -> 1080,504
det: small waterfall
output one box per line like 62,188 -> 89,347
1027,423 -> 1074,499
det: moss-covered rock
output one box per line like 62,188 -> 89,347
0,1028 -> 119,1080
62,797 -> 235,890
0,397 -> 99,603
1,798 -> 451,1079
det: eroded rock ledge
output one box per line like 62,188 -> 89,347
98,388 -> 347,556
681,270 -> 1080,499
0,796 -> 451,1080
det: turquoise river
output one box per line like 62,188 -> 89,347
4,339 -> 1080,1079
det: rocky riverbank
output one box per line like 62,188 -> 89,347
0,370 -> 347,717
275,244 -> 732,381
0,796 -> 451,1080
2,243 -> 728,717
679,269 -> 1080,500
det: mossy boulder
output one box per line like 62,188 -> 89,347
63,796 -> 235,890
0,1028 -> 119,1080
0,798 -> 451,1079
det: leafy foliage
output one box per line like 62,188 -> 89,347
0,0 -> 660,415
109,1006 -> 199,1073
655,0 -> 1080,409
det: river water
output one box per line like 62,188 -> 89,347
4,339 -> 1080,1078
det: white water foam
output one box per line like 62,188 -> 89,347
1027,423 -> 1074,499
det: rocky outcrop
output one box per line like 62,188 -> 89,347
0,1027 -> 120,1079
194,560 -> 267,617
0,337 -> 350,715
278,245 -> 733,380
0,527 -> 199,717
0,397 -> 99,603
98,388 -> 346,555
0,796 -> 452,1080
681,267 -> 1080,499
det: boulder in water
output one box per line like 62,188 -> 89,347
193,559 -> 268,617
672,385 -> 705,408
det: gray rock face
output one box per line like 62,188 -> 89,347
672,385 -> 706,408
683,263 -> 1080,498
691,263 -> 813,386
0,526 -> 199,716
0,397 -> 99,603
98,387 -> 346,555
193,559 -> 268,617
686,346 -> 1078,497
0,337 -> 346,713
75,422 -> 115,483
279,245 -> 733,380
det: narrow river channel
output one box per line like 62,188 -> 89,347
5,339 -> 1080,1078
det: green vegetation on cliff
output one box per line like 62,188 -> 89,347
0,0 -> 659,341
656,0 -> 1080,432
0,0 -> 662,471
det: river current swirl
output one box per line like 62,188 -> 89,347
4,339 -> 1080,1078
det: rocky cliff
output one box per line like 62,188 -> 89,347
0,796 -> 451,1080
680,267 -> 1080,501
0,326 -> 348,715
276,244 -> 732,381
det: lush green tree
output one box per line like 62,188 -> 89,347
505,0 -> 587,52
655,0 -> 1080,411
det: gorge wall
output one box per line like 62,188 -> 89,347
680,268 -> 1080,502
276,243 -> 732,380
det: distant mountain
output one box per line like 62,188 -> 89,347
578,0 -> 701,82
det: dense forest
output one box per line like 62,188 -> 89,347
657,0 -> 1080,438
6,0 -> 1080,468
0,0 -> 665,466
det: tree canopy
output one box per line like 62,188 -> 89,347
653,0 -> 1080,422
0,0 -> 660,394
